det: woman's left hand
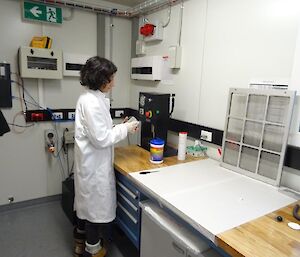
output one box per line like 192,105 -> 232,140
122,116 -> 129,123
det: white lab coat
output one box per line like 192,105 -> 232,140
74,89 -> 128,223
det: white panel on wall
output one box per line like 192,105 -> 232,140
111,17 -> 132,108
198,0 -> 300,131
130,0 -> 207,123
43,9 -> 97,108
0,0 -> 97,205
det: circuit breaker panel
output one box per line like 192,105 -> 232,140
19,46 -> 62,79
221,88 -> 295,186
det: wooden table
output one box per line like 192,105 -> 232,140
216,200 -> 300,257
114,145 -> 204,175
114,145 -> 300,257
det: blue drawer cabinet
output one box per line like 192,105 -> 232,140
115,171 -> 146,249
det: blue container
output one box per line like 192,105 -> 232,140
149,138 -> 165,164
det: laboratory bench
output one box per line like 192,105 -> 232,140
114,145 -> 300,257
114,144 -> 203,250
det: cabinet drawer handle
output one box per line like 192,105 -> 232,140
117,181 -> 138,200
117,202 -> 138,224
117,192 -> 138,212
172,242 -> 185,255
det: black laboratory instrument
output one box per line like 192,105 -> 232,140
0,110 -> 10,136
0,63 -> 12,108
138,92 -> 175,156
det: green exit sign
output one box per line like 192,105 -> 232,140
23,1 -> 62,24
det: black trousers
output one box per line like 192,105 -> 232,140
77,217 -> 102,245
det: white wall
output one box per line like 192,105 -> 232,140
199,0 -> 299,130
109,16 -> 132,108
0,0 -> 132,205
129,0 -> 300,191
130,0 -> 300,132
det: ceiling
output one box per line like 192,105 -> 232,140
104,0 -> 146,7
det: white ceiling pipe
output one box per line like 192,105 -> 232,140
30,0 -> 184,18
30,0 -> 131,17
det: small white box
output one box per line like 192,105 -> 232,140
63,53 -> 90,77
168,45 -> 182,69
136,40 -> 146,55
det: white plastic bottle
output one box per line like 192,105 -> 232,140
177,132 -> 187,160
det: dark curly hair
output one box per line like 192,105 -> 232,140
80,56 -> 117,90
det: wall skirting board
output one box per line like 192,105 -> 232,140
0,195 -> 61,212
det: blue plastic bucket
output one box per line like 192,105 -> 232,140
150,138 -> 165,164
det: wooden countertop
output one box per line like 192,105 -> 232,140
114,145 -> 300,257
114,145 -> 204,176
216,200 -> 300,257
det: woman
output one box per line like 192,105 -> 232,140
73,56 -> 139,257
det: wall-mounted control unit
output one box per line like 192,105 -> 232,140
63,53 -> 90,77
19,46 -> 63,79
131,56 -> 163,81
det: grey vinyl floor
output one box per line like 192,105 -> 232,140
0,200 -> 138,257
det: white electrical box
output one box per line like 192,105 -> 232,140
131,56 -> 163,81
136,40 -> 146,55
19,46 -> 62,79
64,129 -> 75,144
144,22 -> 163,42
168,45 -> 182,69
63,53 -> 90,77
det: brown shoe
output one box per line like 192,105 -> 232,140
74,241 -> 85,257
93,247 -> 107,257
73,228 -> 86,257
82,247 -> 107,257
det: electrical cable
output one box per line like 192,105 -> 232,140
178,0 -> 184,46
16,49 -> 28,112
66,144 -> 70,175
10,111 -> 29,134
12,96 -> 41,109
7,122 -> 34,128
53,123 -> 67,179
162,3 -> 172,28
52,145 -> 66,180
169,94 -> 175,117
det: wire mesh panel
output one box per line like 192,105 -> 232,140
221,88 -> 295,186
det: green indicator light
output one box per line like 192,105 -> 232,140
156,110 -> 160,114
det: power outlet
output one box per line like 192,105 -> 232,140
45,129 -> 57,152
200,130 -> 212,142
52,112 -> 63,120
68,112 -> 75,120
115,110 -> 124,118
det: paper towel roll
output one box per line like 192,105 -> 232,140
177,132 -> 187,160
